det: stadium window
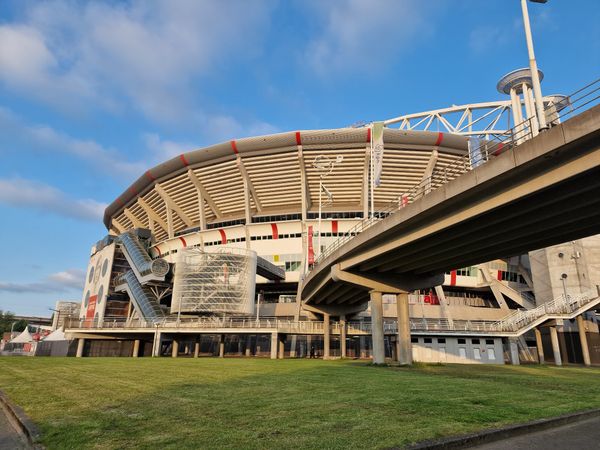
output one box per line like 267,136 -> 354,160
486,339 -> 494,345
472,339 -> 480,345
424,338 -> 432,344
437,338 -> 446,344
458,338 -> 466,344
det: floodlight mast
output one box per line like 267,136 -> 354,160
313,155 -> 343,259
521,0 -> 547,130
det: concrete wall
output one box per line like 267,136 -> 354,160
411,336 -> 504,364
530,235 -> 600,303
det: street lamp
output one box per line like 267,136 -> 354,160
520,0 -> 548,130
313,155 -> 343,258
560,273 -> 568,302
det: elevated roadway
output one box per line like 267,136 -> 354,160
301,104 -> 600,309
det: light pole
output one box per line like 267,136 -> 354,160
313,155 -> 343,258
560,273 -> 568,302
520,0 -> 548,130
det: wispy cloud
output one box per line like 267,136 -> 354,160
0,107 -> 145,180
0,0 -> 275,124
0,268 -> 85,294
305,0 -> 435,75
0,177 -> 106,221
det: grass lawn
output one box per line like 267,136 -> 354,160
1,358 -> 600,449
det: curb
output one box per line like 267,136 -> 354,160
0,390 -> 42,449
401,408 -> 600,449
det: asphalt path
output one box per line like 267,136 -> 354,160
469,415 -> 600,449
0,405 -> 28,450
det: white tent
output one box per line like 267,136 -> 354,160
43,328 -> 67,341
10,328 -> 34,343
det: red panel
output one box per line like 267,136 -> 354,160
450,270 -> 457,286
332,220 -> 338,234
230,140 -> 238,154
307,226 -> 314,265
493,142 -> 504,156
366,127 -> 371,143
179,237 -> 187,248
86,295 -> 97,325
218,229 -> 226,244
154,246 -> 162,257
145,170 -> 156,181
497,270 -> 503,281
128,186 -> 137,197
271,223 -> 278,239
295,131 -> 302,145
434,132 -> 444,147
179,154 -> 189,167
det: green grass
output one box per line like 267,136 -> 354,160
1,358 -> 600,449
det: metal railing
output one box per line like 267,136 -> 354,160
312,77 -> 600,267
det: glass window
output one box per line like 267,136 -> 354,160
101,259 -> 109,277
437,338 -> 446,344
458,338 -> 466,344
472,339 -> 480,345
486,339 -> 494,345
424,337 -> 432,344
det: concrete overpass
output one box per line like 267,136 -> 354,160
300,104 -> 600,363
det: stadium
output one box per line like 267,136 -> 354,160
62,70 -> 600,365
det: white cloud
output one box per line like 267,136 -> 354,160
0,177 -> 106,221
0,107 -> 145,179
305,0 -> 435,75
0,0 -> 275,123
0,268 -> 85,294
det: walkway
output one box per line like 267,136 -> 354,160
469,415 -> 600,449
0,405 -> 28,450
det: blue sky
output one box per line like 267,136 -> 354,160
0,0 -> 599,316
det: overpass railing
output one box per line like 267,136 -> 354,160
314,77 -> 600,267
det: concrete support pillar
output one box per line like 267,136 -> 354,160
219,334 -> 225,358
534,328 -> 545,364
550,326 -> 562,366
132,339 -> 140,358
153,331 -> 162,357
270,333 -> 278,359
245,336 -> 251,357
289,335 -> 297,358
323,313 -> 331,359
370,291 -> 385,365
278,335 -> 285,359
396,292 -> 412,365
194,340 -> 200,358
340,315 -> 347,358
577,315 -> 591,367
509,339 -> 520,365
76,338 -> 85,358
171,338 -> 179,358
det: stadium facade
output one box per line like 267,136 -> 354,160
65,75 -> 600,365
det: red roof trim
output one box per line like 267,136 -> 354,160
179,154 -> 189,167
434,132 -> 444,147
295,132 -> 302,145
230,140 -> 238,154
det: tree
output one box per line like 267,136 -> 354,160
0,311 -> 27,334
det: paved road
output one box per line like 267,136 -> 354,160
469,415 -> 600,449
0,405 -> 28,450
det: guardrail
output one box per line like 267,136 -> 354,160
313,77 -> 600,267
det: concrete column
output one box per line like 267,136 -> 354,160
396,292 -> 412,365
509,339 -> 520,365
340,315 -> 347,358
153,331 -> 162,357
289,335 -> 297,358
245,336 -> 251,357
194,340 -> 200,358
76,338 -> 85,358
171,338 -> 179,358
534,328 -> 545,364
550,326 -> 562,366
270,333 -> 278,359
370,291 -> 385,365
323,313 -> 331,359
132,339 -> 140,358
219,334 -> 225,358
576,315 -> 591,367
278,335 -> 285,359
